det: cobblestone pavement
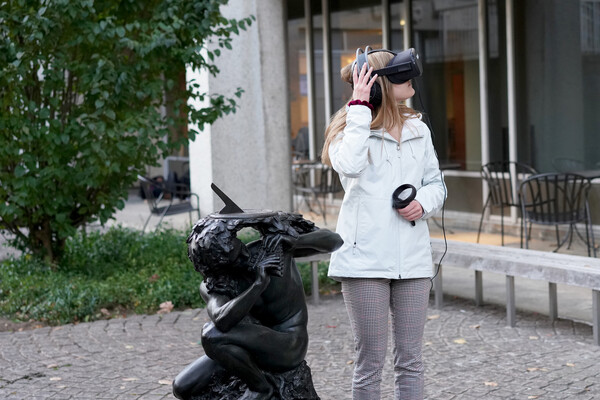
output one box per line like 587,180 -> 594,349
1,293 -> 599,400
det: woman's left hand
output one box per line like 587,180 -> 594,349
397,200 -> 424,222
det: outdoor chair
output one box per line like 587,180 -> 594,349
519,172 -> 596,257
293,163 -> 342,224
477,161 -> 537,246
292,162 -> 312,213
138,175 -> 200,233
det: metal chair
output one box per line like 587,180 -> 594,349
519,173 -> 596,257
292,162 -> 313,213
293,164 -> 342,224
477,161 -> 538,246
138,175 -> 200,233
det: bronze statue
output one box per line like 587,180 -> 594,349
173,185 -> 342,400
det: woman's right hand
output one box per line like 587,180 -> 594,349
352,63 -> 378,103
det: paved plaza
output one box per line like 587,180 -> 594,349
1,292 -> 599,399
1,195 -> 599,399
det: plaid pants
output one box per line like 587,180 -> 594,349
341,277 -> 430,400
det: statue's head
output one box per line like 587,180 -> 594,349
187,217 -> 249,277
187,211 -> 319,296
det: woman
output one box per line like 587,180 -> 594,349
321,48 -> 446,400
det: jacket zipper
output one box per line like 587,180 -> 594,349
398,142 -> 403,277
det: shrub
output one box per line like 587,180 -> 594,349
296,261 -> 340,296
0,227 -> 203,325
0,0 -> 254,262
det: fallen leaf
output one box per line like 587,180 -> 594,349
47,364 -> 59,369
527,367 -> 539,372
469,324 -> 480,329
529,336 -> 539,340
100,308 -> 111,317
484,381 -> 498,387
49,377 -> 62,381
528,396 -> 539,399
157,301 -> 174,314
424,341 -> 433,346
149,274 -> 160,283
453,338 -> 467,344
566,363 -> 575,367
125,345 -> 134,349
346,360 -> 354,365
326,325 -> 337,328
158,379 -> 172,385
427,314 -> 440,320
123,377 -> 139,382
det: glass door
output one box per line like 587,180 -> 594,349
412,0 -> 482,171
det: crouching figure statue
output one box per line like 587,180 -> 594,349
172,203 -> 342,400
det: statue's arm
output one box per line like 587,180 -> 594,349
292,229 -> 343,258
199,269 -> 270,333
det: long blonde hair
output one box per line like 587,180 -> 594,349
321,50 -> 418,166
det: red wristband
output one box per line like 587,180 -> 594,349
348,99 -> 374,111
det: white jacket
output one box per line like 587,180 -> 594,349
328,105 -> 446,280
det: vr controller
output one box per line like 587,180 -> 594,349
352,46 -> 423,107
392,184 -> 417,227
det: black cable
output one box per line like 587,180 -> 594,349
412,77 -> 448,292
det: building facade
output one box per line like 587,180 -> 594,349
287,0 -> 600,220
189,0 -> 599,225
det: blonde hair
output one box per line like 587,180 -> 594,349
321,50 -> 419,166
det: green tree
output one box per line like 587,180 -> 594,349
0,0 -> 253,263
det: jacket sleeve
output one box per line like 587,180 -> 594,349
415,125 -> 447,219
329,105 -> 372,178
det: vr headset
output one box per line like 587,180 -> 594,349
352,46 -> 423,106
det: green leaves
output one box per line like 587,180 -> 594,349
0,0 -> 254,262
0,227 -> 204,325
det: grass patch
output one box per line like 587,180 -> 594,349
0,226 -> 339,326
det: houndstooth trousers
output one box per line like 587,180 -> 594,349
341,277 -> 430,400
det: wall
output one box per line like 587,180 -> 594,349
188,0 -> 292,216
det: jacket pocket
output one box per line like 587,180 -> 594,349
354,196 -> 397,267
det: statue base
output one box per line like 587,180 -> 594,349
190,360 -> 320,400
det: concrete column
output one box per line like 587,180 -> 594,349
188,0 -> 292,216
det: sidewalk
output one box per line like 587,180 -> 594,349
1,196 -> 599,399
1,293 -> 599,399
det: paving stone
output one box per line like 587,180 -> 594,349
1,294 -> 599,399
